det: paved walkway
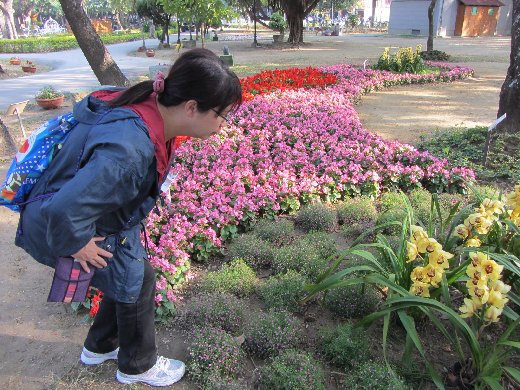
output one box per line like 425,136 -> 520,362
0,37 -> 177,111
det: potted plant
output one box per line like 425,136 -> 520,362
10,56 -> 21,65
35,85 -> 65,109
21,60 -> 36,73
269,11 -> 287,43
145,48 -> 155,57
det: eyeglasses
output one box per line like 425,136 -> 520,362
210,108 -> 231,124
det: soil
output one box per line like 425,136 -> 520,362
0,33 -> 511,389
0,59 -> 51,80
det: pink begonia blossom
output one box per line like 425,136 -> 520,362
146,62 -> 475,307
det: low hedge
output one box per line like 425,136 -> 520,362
0,32 -> 142,53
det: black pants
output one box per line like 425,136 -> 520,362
84,260 -> 157,374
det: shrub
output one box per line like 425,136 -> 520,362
336,196 -> 378,225
188,326 -> 244,385
253,218 -> 295,246
319,323 -> 370,369
245,309 -> 303,358
200,258 -> 257,297
227,234 -> 275,268
379,191 -> 404,212
324,283 -> 380,318
409,187 -> 431,223
300,230 -> 337,259
272,241 -> 328,282
294,203 -> 337,232
376,208 -> 406,236
373,46 -> 425,74
469,184 -> 501,204
258,350 -> 325,390
204,373 -> 248,390
35,85 -> 64,99
420,50 -> 450,61
176,292 -> 246,335
257,270 -> 307,313
346,361 -> 407,390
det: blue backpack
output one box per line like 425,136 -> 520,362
0,112 -> 78,212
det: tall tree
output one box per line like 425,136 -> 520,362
0,0 -> 18,38
278,0 -> 319,44
497,2 -> 519,133
59,0 -> 129,86
136,0 -> 172,46
427,0 -> 437,52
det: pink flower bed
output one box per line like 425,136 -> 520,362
147,62 -> 475,309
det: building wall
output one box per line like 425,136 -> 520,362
388,0 -> 439,36
455,5 -> 500,36
364,0 -> 393,23
496,0 -> 512,36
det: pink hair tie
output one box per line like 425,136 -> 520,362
153,71 -> 165,93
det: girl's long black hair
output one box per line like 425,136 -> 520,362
108,48 -> 242,115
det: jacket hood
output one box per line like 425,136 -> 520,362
73,89 -> 141,125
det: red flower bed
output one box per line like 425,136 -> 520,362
240,67 -> 338,101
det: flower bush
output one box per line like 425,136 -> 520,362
318,323 -> 371,369
200,258 -> 257,297
257,270 -> 307,313
347,361 -> 407,390
294,202 -> 338,232
143,62 -> 475,318
227,234 -> 275,268
252,218 -> 295,247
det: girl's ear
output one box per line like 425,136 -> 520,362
184,100 -> 198,117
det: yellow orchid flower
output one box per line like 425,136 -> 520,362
480,259 -> 503,282
467,284 -> 489,305
466,263 -> 486,282
487,290 -> 509,310
466,278 -> 488,291
454,224 -> 469,240
411,225 -> 428,242
474,217 -> 492,235
465,237 -> 482,248
428,250 -> 453,269
459,297 -> 481,318
416,237 -> 442,254
490,280 -> 511,295
464,213 -> 485,227
406,241 -> 419,262
410,282 -> 430,297
411,266 -> 430,284
424,264 -> 443,288
469,252 -> 488,267
480,198 -> 505,216
484,305 -> 502,323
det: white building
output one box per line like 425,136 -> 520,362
388,0 -> 512,36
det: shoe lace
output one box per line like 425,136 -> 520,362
155,356 -> 170,372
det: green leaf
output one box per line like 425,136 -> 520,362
481,376 -> 504,390
503,367 -> 520,384
497,341 -> 520,349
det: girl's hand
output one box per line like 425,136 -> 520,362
72,237 -> 113,273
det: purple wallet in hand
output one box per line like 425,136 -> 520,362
47,256 -> 95,303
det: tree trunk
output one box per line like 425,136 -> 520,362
497,2 -> 520,133
58,0 -> 129,87
285,4 -> 305,44
0,0 -> 18,39
0,64 -> 4,72
427,0 -> 437,52
114,12 -> 123,30
371,0 -> 376,27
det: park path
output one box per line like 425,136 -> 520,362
0,36 -> 177,111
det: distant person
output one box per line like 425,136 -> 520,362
15,48 -> 242,387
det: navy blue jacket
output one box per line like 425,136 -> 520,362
16,94 -> 161,303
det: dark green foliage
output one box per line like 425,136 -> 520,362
253,218 -> 295,246
200,258 -> 257,297
379,191 -> 404,212
319,323 -> 371,369
324,283 -> 380,318
188,326 -> 244,385
418,127 -> 520,183
258,350 -> 325,390
373,46 -> 425,73
409,188 -> 431,223
300,231 -> 337,259
336,196 -> 378,225
376,208 -> 406,236
177,292 -> 246,335
272,241 -> 329,282
346,361 -> 407,390
257,271 -> 306,313
244,310 -> 303,358
295,203 -> 337,232
204,372 -> 248,390
420,50 -> 450,61
227,234 -> 275,268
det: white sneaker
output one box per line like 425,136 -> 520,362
80,347 -> 119,365
116,356 -> 186,386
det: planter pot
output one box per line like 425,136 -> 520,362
273,34 -> 284,43
137,46 -> 146,52
22,65 -> 36,73
36,96 -> 65,109
10,59 -> 21,65
146,49 -> 155,57
219,54 -> 234,66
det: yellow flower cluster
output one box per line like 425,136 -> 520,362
407,226 -> 453,297
454,198 -> 505,247
459,252 -> 510,323
505,185 -> 520,227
